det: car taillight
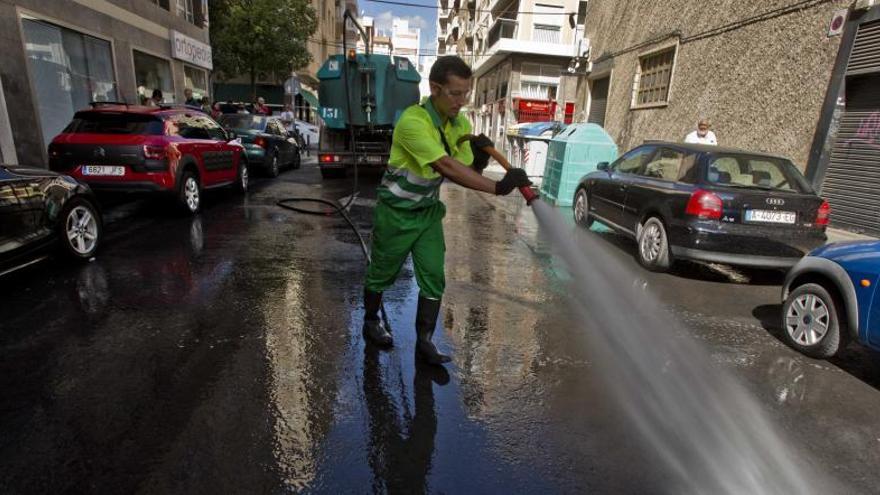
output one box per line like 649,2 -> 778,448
319,154 -> 341,163
254,137 -> 267,149
143,145 -> 166,159
685,189 -> 723,220
816,200 -> 830,226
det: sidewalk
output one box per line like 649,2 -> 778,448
826,227 -> 877,243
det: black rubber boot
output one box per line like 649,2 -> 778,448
363,290 -> 393,347
415,295 -> 451,365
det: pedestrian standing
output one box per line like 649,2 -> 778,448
184,88 -> 198,107
280,103 -> 296,133
684,119 -> 718,145
253,97 -> 272,116
211,102 -> 223,120
149,89 -> 163,107
361,55 -> 531,366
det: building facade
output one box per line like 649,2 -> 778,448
576,0 -> 880,235
439,0 -> 587,149
0,0 -> 211,166
286,0 -> 357,122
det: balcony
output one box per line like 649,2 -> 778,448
473,18 -> 579,76
486,18 -> 517,48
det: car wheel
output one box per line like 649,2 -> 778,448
637,216 -> 672,271
236,159 -> 249,194
267,152 -> 280,177
782,283 -> 846,358
60,197 -> 101,259
179,170 -> 201,214
573,188 -> 594,228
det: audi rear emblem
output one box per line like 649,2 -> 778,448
766,198 -> 784,206
93,147 -> 106,158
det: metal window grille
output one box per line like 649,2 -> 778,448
636,48 -> 675,106
533,25 -> 560,44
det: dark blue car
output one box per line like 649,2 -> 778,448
782,241 -> 880,358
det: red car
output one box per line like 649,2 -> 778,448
49,104 -> 248,214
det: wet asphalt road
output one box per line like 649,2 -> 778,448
3,158 -> 880,493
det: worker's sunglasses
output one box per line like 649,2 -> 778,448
433,83 -> 471,102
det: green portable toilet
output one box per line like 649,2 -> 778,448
540,124 -> 618,207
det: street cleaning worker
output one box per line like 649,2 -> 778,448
362,55 -> 532,365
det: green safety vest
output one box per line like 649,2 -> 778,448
377,98 -> 474,209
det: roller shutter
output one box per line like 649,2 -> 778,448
587,77 -> 609,127
821,20 -> 880,235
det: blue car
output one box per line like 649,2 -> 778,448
782,241 -> 880,358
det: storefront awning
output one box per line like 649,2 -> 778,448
298,89 -> 319,108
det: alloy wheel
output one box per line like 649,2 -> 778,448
66,205 -> 98,255
185,177 -> 200,212
785,293 -> 830,346
240,163 -> 249,191
640,222 -> 663,262
574,191 -> 587,223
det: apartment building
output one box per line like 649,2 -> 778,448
356,16 -> 393,55
0,0 -> 211,166
281,0 -> 358,119
578,1 -> 880,235
437,0 -> 587,149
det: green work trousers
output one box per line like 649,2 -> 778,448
364,200 -> 446,300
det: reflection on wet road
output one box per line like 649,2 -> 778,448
2,161 -> 880,493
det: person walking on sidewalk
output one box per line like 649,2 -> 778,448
362,55 -> 532,365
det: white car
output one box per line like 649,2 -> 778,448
294,120 -> 318,149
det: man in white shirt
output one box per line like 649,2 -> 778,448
684,119 -> 718,145
279,103 -> 296,133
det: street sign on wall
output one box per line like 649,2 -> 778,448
171,30 -> 213,70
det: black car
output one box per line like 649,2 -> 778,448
1,164 -> 102,276
218,114 -> 300,177
572,142 -> 828,272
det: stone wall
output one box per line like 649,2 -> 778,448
581,0 -> 851,169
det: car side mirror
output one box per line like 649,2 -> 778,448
597,162 -> 610,171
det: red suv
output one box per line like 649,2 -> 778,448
49,104 -> 248,213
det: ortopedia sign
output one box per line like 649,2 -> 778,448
171,30 -> 212,70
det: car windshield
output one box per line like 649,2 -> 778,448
64,112 -> 164,135
219,115 -> 268,132
704,154 -> 813,193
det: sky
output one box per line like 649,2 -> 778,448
358,0 -> 438,61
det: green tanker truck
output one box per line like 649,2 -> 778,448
316,52 -> 421,178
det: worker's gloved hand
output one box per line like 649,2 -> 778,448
470,134 -> 494,174
495,168 -> 532,196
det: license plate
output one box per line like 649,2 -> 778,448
366,156 -> 383,164
82,165 -> 125,176
745,209 -> 796,224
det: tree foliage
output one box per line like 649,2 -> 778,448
209,0 -> 317,95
